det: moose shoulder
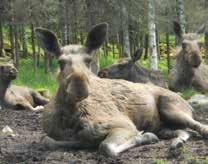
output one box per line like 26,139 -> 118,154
169,21 -> 208,92
98,49 -> 166,88
36,23 -> 208,157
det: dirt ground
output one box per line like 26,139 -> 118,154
0,108 -> 208,164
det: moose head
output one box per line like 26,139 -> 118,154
173,21 -> 205,68
36,23 -> 108,103
98,49 -> 143,80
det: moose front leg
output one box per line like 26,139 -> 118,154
158,129 -> 191,149
31,90 -> 49,105
99,128 -> 159,156
15,102 -> 44,111
41,136 -> 93,150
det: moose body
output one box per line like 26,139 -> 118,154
169,21 -> 208,92
98,49 -> 166,88
37,23 -> 208,156
0,63 -> 49,111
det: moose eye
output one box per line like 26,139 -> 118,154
58,60 -> 66,71
84,57 -> 92,67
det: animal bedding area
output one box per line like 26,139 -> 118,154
0,109 -> 208,164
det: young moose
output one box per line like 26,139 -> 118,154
0,62 -> 49,111
36,23 -> 208,157
169,21 -> 208,92
98,49 -> 166,88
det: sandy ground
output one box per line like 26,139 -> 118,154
0,108 -> 208,164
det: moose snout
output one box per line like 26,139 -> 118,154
190,54 -> 202,68
65,72 -> 90,102
98,69 -> 108,78
9,68 -> 18,79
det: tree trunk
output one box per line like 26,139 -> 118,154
65,0 -> 70,44
31,23 -> 36,71
148,0 -> 158,70
166,32 -> 170,73
14,22 -> 19,68
86,0 -> 96,28
9,21 -> 15,60
0,15 -> 3,57
144,33 -> 149,60
44,52 -> 50,74
121,2 -> 130,57
59,0 -> 67,45
205,0 -> 208,63
176,0 -> 185,45
21,24 -> 27,57
72,0 -> 78,44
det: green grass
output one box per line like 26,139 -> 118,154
13,58 -> 58,95
180,88 -> 199,100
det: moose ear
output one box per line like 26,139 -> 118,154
35,28 -> 61,57
131,48 -> 143,62
86,23 -> 108,52
196,24 -> 206,34
173,21 -> 183,38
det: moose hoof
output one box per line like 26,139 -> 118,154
200,125 -> 208,139
141,132 -> 159,145
40,136 -> 56,150
170,138 -> 184,150
99,142 -> 118,157
34,106 -> 44,111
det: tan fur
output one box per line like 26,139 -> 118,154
37,25 -> 208,156
0,63 -> 49,111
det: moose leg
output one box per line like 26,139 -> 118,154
31,91 -> 49,105
15,102 -> 44,111
99,128 -> 159,156
41,136 -> 92,150
158,129 -> 191,149
159,96 -> 208,139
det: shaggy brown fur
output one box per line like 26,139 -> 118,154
98,49 -> 166,88
36,23 -> 208,157
0,63 -> 49,111
169,21 -> 207,92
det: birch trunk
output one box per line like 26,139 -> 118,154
205,0 -> 208,63
176,0 -> 186,45
0,14 -> 3,57
148,0 -> 158,70
121,2 -> 130,57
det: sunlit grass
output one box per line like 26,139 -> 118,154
13,58 -> 58,95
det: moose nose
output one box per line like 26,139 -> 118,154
98,70 -> 108,78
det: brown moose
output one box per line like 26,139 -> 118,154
98,49 -> 166,88
0,62 -> 49,111
36,23 -> 208,157
169,21 -> 208,92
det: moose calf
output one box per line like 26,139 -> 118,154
37,23 -> 208,157
169,21 -> 208,92
0,62 -> 49,111
98,49 -> 166,88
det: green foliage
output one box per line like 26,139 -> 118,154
181,88 -> 199,100
99,48 -> 119,68
13,58 -> 58,95
152,159 -> 167,164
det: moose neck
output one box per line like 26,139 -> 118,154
176,51 -> 195,86
0,79 -> 10,100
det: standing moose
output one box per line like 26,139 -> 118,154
169,21 -> 208,92
98,49 -> 166,88
36,23 -> 208,157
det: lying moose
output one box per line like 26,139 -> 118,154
0,62 -> 49,111
169,21 -> 208,92
36,23 -> 208,157
98,49 -> 166,88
